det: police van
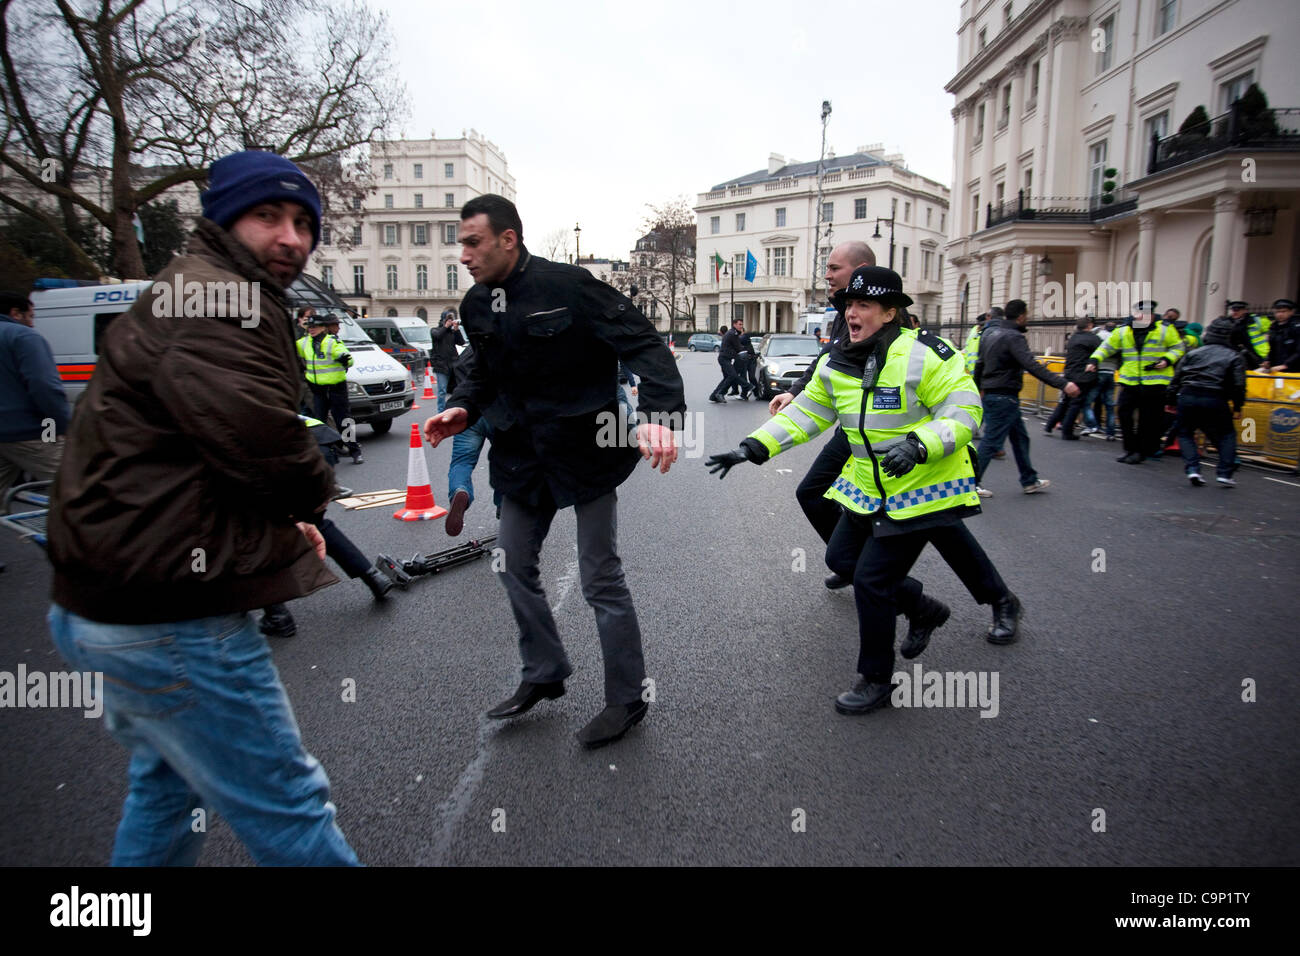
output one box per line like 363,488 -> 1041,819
30,275 -> 414,434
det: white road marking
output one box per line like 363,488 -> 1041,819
1262,477 -> 1300,488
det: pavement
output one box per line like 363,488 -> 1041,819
1,352 -> 1297,866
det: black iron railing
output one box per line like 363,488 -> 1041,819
984,189 -> 1138,229
1148,106 -> 1300,174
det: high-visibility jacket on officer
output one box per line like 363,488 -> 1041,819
962,321 -> 984,376
296,326 -> 352,384
706,266 -> 1022,718
1089,316 -> 1185,386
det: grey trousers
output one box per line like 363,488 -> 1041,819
496,491 -> 646,706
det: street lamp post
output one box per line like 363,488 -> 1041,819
813,99 -> 832,306
574,222 -> 581,265
872,216 -> 896,270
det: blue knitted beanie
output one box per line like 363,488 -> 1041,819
201,151 -> 322,249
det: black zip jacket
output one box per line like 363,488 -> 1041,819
1170,343 -> 1247,411
973,317 -> 1067,394
429,323 -> 466,374
447,245 -> 686,508
1267,320 -> 1300,370
719,328 -> 744,361
1063,329 -> 1101,385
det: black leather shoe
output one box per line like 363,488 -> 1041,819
834,677 -> 895,715
361,566 -> 393,600
486,680 -> 565,719
1117,452 -> 1144,464
824,572 -> 852,590
708,394 -> 725,404
445,490 -> 470,537
900,595 -> 950,660
576,700 -> 649,747
988,593 -> 1023,644
259,603 -> 296,638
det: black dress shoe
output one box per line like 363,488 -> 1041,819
824,572 -> 852,590
708,395 -> 725,404
1117,452 -> 1144,464
988,593 -> 1023,644
576,700 -> 649,747
445,490 -> 470,537
486,680 -> 565,719
834,677 -> 895,715
259,603 -> 296,638
361,566 -> 393,600
900,595 -> 950,660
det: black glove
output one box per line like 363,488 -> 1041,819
706,445 -> 757,479
880,435 -> 926,478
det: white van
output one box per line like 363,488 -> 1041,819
800,306 -> 837,343
357,315 -> 433,377
31,277 -> 414,434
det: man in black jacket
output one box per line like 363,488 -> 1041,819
710,317 -> 750,402
429,308 -> 467,412
973,299 -> 1078,496
423,195 -> 685,748
1170,317 -> 1246,486
1262,299 -> 1299,373
1043,317 -> 1100,439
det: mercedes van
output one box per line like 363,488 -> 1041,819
357,315 -> 433,378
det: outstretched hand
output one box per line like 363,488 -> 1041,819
423,407 -> 469,447
636,422 -> 678,474
705,447 -> 751,479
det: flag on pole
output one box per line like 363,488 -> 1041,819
712,251 -> 724,282
744,250 -> 757,283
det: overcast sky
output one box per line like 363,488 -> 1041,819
384,0 -> 960,259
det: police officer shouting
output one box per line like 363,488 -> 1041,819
708,266 -> 1021,715
423,195 -> 684,748
297,313 -> 362,463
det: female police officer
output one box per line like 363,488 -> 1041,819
706,266 -> 1019,715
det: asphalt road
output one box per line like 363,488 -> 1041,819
2,351 -> 1297,866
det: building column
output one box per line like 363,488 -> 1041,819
1205,193 -> 1239,323
1009,246 -> 1026,300
1135,210 -> 1161,303
978,83 -> 997,229
1006,60 -> 1026,195
951,102 -> 972,241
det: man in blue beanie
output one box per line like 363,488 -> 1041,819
46,151 -> 359,865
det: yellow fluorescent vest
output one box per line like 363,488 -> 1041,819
748,326 -> 983,521
1089,322 -> 1185,386
296,333 -> 350,385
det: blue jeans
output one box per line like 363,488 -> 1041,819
976,393 -> 1039,487
1092,372 -> 1116,436
449,417 -> 497,507
435,372 -> 449,413
1079,381 -> 1100,429
1177,393 -> 1237,478
47,605 -> 359,866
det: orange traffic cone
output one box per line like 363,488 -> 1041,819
422,364 -> 436,401
393,423 -> 447,521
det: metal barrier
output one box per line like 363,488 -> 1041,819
1015,361 -> 1300,468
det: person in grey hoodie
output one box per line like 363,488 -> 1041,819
1168,317 -> 1245,487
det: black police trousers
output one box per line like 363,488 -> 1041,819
825,512 -> 1008,682
310,382 -> 360,456
1118,384 -> 1167,458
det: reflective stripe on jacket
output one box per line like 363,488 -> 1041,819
296,333 -> 350,384
962,326 -> 982,375
748,326 -> 982,521
1089,322 -> 1185,386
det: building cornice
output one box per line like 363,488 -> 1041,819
945,0 -> 1075,95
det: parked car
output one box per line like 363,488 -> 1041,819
754,334 -> 824,400
688,333 -> 721,352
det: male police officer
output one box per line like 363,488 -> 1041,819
1087,299 -> 1185,463
297,313 -> 362,463
423,195 -> 685,748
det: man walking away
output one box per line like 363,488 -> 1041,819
1170,318 -> 1246,487
0,291 -> 68,502
973,299 -> 1078,496
45,150 -> 357,865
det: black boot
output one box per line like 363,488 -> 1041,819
988,593 -> 1023,644
834,677 -> 895,715
361,566 -> 393,600
900,595 -> 950,660
259,603 -> 296,638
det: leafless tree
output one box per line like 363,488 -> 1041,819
628,197 -> 696,331
538,226 -> 573,264
0,0 -> 406,277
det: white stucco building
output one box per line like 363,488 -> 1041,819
691,148 -> 951,332
944,0 -> 1300,351
313,131 -> 516,321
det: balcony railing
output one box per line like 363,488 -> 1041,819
1148,106 -> 1300,175
983,189 -> 1139,229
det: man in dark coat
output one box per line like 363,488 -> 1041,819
429,307 -> 467,411
45,150 -> 356,865
1169,317 -> 1246,486
1043,317 -> 1101,439
423,194 -> 685,748
710,317 -> 750,402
